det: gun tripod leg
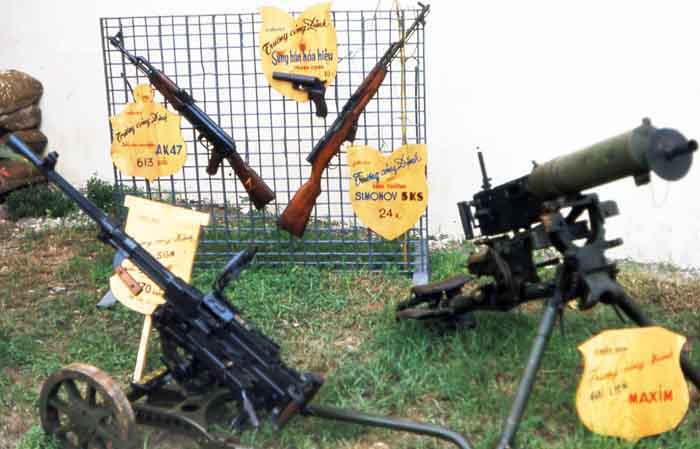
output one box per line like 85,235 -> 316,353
612,293 -> 700,389
494,284 -> 565,449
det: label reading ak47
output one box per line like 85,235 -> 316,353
349,144 -> 427,240
110,84 -> 187,181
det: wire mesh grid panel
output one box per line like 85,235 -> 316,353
100,8 -> 428,278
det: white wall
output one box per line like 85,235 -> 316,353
2,0 -> 699,266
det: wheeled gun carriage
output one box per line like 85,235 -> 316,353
397,118 -> 700,448
7,133 -> 472,449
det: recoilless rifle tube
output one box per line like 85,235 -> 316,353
527,118 -> 697,199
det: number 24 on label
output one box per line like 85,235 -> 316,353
379,208 -> 399,219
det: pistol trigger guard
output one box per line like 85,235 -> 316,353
197,133 -> 212,150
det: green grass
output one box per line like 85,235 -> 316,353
0,228 -> 698,449
196,209 -> 421,271
15,426 -> 60,449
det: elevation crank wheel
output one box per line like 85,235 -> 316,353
39,363 -> 136,449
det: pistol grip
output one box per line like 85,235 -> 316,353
207,152 -> 223,175
309,89 -> 328,118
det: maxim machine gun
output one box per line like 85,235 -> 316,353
7,134 -> 471,449
397,119 -> 700,448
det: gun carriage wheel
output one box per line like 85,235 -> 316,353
39,363 -> 135,449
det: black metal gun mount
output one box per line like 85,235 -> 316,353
397,118 -> 700,448
272,71 -> 328,118
8,132 -> 472,448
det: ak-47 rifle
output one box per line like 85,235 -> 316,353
277,3 -> 430,237
397,119 -> 700,448
108,32 -> 275,210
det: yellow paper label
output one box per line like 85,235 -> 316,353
576,326 -> 689,441
259,2 -> 337,102
109,195 -> 210,315
110,84 -> 187,181
348,144 -> 427,240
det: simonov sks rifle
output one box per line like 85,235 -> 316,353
397,118 -> 700,448
8,133 -> 472,449
108,31 -> 275,210
277,3 -> 431,237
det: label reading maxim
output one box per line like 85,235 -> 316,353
110,84 -> 186,181
576,326 -> 690,441
109,195 -> 210,316
259,2 -> 337,103
348,144 -> 428,240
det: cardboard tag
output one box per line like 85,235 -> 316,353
259,2 -> 337,102
109,195 -> 210,315
348,144 -> 427,240
576,326 -> 689,441
109,84 -> 187,181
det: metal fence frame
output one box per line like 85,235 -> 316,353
99,7 -> 429,282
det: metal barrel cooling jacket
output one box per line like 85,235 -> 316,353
527,118 -> 696,199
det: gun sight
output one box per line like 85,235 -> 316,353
108,31 -> 156,76
477,150 -> 491,190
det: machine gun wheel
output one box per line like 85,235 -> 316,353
39,363 -> 136,449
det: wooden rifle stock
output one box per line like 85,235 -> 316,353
278,68 -> 386,237
224,152 -> 275,210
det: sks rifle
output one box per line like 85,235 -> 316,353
8,132 -> 471,448
108,31 -> 275,210
396,118 -> 700,448
277,3 -> 430,237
